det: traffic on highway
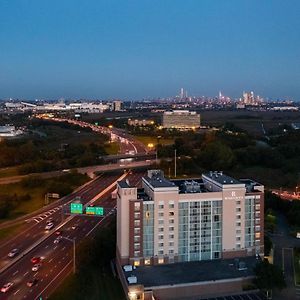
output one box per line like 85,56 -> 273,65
0,171 -> 144,299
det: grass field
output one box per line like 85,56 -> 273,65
104,142 -> 120,155
0,173 -> 89,221
50,270 -> 125,300
0,224 -> 24,242
0,166 -> 19,178
134,135 -> 174,147
201,110 -> 300,136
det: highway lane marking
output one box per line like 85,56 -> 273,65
49,258 -> 53,263
23,271 -> 29,276
53,246 -> 57,250
34,261 -> 72,300
61,246 -> 66,251
34,272 -> 38,277
45,245 -> 49,249
13,270 -> 19,275
13,289 -> 20,295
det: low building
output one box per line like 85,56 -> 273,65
128,119 -> 155,127
162,110 -> 200,130
116,170 -> 264,299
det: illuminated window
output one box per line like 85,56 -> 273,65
134,202 -> 140,211
134,220 -> 140,227
158,258 -> 164,264
134,259 -> 140,266
144,258 -> 151,265
255,232 -> 261,239
145,211 -> 150,218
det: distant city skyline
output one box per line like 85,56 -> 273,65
1,1 -> 300,100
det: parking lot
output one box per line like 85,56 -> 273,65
200,291 -> 267,300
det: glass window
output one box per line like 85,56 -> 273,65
169,211 -> 174,217
144,258 -> 151,265
134,202 -> 140,211
158,258 -> 164,264
134,220 -> 140,227
158,212 -> 164,217
158,204 -> 164,209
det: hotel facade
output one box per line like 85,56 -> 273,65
116,170 -> 264,299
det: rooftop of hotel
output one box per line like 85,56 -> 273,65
118,170 -> 263,195
124,256 -> 259,288
203,171 -> 241,185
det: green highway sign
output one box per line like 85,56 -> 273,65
71,203 -> 83,214
95,207 -> 104,215
85,206 -> 104,216
86,207 -> 95,215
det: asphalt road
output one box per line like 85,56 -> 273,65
270,214 -> 300,300
0,171 -> 144,300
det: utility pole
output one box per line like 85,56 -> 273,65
174,149 -> 177,178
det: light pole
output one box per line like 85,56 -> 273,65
62,236 -> 76,274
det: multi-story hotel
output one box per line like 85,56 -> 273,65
116,170 -> 264,300
162,110 -> 200,129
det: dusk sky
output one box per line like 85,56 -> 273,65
1,0 -> 300,100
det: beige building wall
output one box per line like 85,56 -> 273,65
222,188 -> 246,252
117,185 -> 137,261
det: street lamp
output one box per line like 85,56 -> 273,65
61,236 -> 76,274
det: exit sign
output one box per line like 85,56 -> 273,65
85,206 -> 104,216
71,203 -> 83,214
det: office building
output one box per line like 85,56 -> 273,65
116,170 -> 264,300
113,100 -> 123,111
162,110 -> 200,129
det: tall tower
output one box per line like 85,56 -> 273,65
180,88 -> 184,99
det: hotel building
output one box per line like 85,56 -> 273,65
116,170 -> 264,300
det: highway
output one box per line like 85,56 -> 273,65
0,171 -> 144,299
0,173 -> 122,269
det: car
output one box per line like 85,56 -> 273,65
45,222 -> 54,231
7,248 -> 19,258
55,230 -> 62,235
1,282 -> 13,293
71,225 -> 77,230
26,278 -> 38,287
54,236 -> 62,244
32,264 -> 41,272
31,257 -> 41,264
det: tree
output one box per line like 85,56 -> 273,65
253,259 -> 286,291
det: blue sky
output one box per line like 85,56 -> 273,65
1,0 -> 300,100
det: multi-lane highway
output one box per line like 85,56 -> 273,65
0,171 -> 144,300
35,115 -> 148,156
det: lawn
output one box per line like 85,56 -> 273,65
0,223 -> 24,241
0,173 -> 89,221
104,142 -> 120,155
134,135 -> 174,147
0,166 -> 19,178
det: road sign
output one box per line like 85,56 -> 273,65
85,206 -> 104,215
95,207 -> 104,216
71,203 -> 83,214
86,207 -> 95,215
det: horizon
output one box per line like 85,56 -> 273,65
1,1 -> 300,100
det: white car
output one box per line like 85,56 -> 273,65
8,248 -> 19,258
54,236 -> 62,244
45,222 -> 54,231
32,264 -> 41,272
1,282 -> 13,293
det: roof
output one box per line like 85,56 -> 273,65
143,175 -> 177,189
118,180 -> 131,188
125,256 -> 258,288
203,172 -> 241,185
